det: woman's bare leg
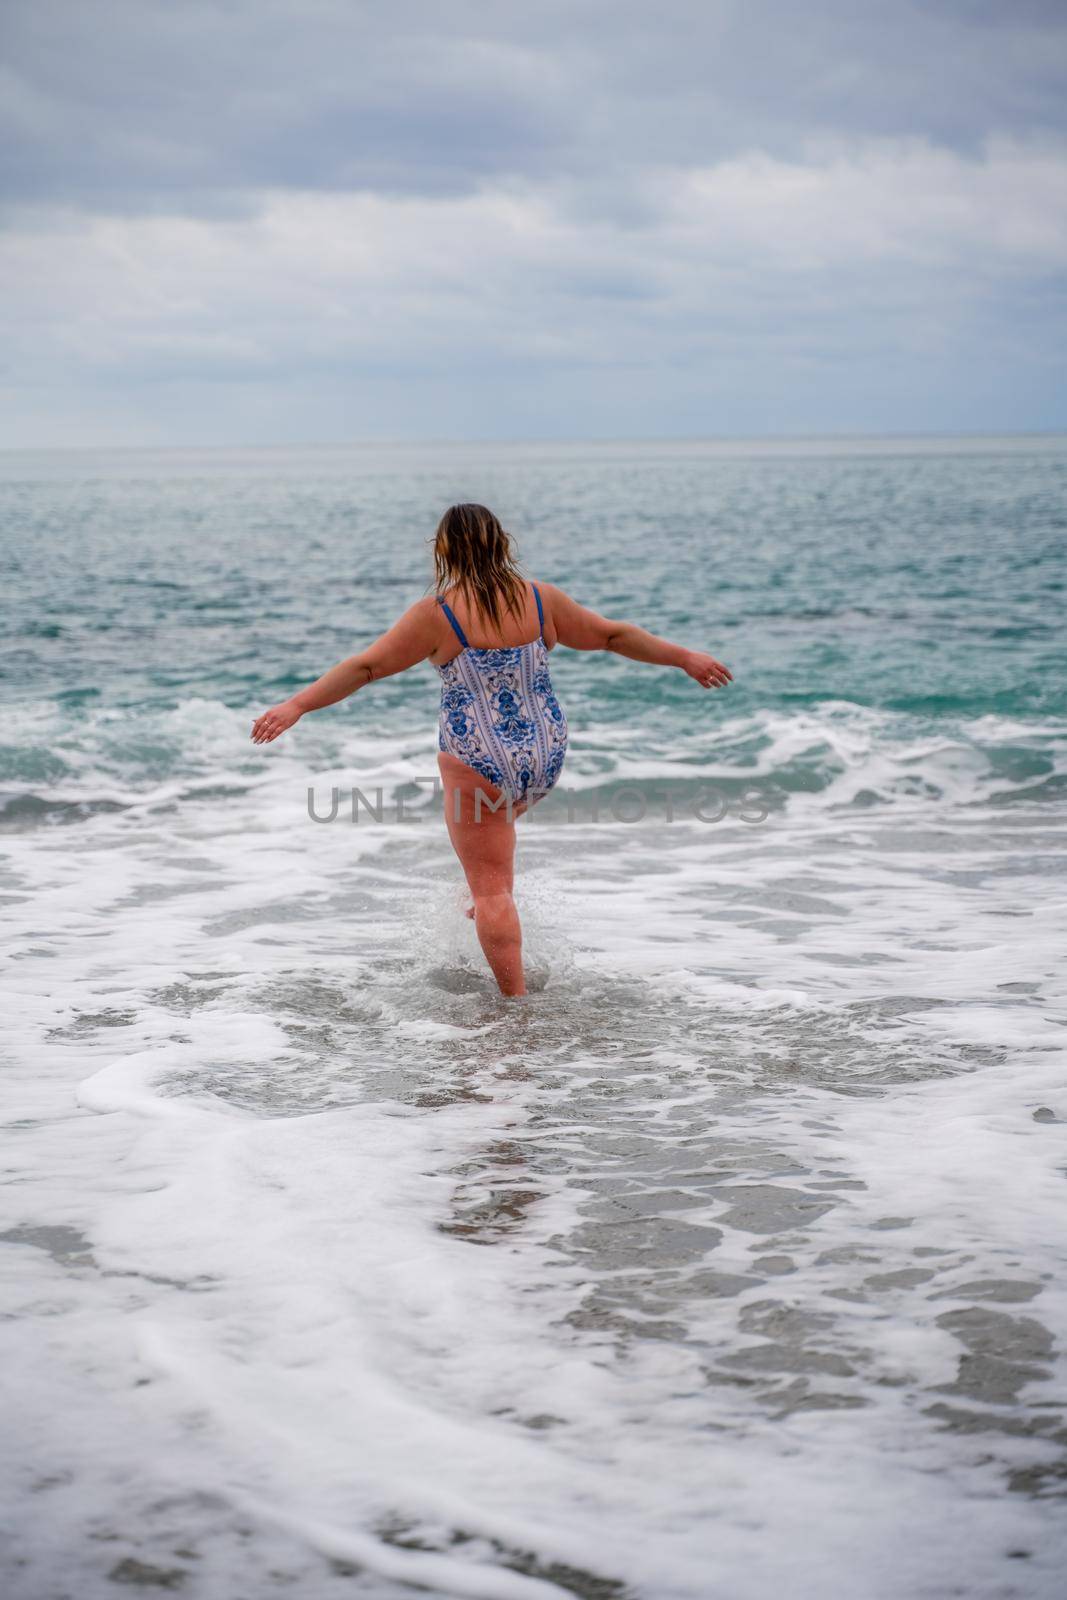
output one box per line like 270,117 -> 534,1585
438,751 -> 527,996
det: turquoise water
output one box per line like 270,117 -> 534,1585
3,439 -> 1066,795
2,438 -> 1066,1599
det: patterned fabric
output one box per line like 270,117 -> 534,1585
433,590 -> 568,803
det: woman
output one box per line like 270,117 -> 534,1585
251,504 -> 732,997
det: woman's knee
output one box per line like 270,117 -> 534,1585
472,885 -> 514,913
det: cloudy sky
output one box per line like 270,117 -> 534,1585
2,0 -> 1066,446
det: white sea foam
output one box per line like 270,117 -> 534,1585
3,686 -> 1066,1597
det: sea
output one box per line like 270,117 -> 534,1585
2,436 -> 1066,1600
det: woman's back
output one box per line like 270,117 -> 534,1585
433,579 -> 568,803
433,579 -> 553,658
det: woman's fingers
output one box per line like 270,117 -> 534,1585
252,702 -> 295,742
687,652 -> 732,688
251,699 -> 302,743
699,661 -> 732,688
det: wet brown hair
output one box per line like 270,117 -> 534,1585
431,503 -> 526,629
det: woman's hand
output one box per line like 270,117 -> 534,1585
251,699 -> 304,744
682,650 -> 733,689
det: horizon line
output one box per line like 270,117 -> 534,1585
2,427 -> 1067,455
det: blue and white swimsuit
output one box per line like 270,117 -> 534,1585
434,584 -> 568,803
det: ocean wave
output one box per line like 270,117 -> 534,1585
1,696 -> 1065,832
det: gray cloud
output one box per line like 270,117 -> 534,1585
1,0 -> 1065,444
3,0 -> 1066,215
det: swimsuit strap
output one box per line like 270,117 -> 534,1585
437,595 -> 469,648
532,583 -> 544,641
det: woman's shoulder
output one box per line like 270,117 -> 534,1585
530,579 -> 570,614
407,593 -> 445,619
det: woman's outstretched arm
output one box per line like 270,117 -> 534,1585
540,583 -> 733,689
251,597 -> 439,744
